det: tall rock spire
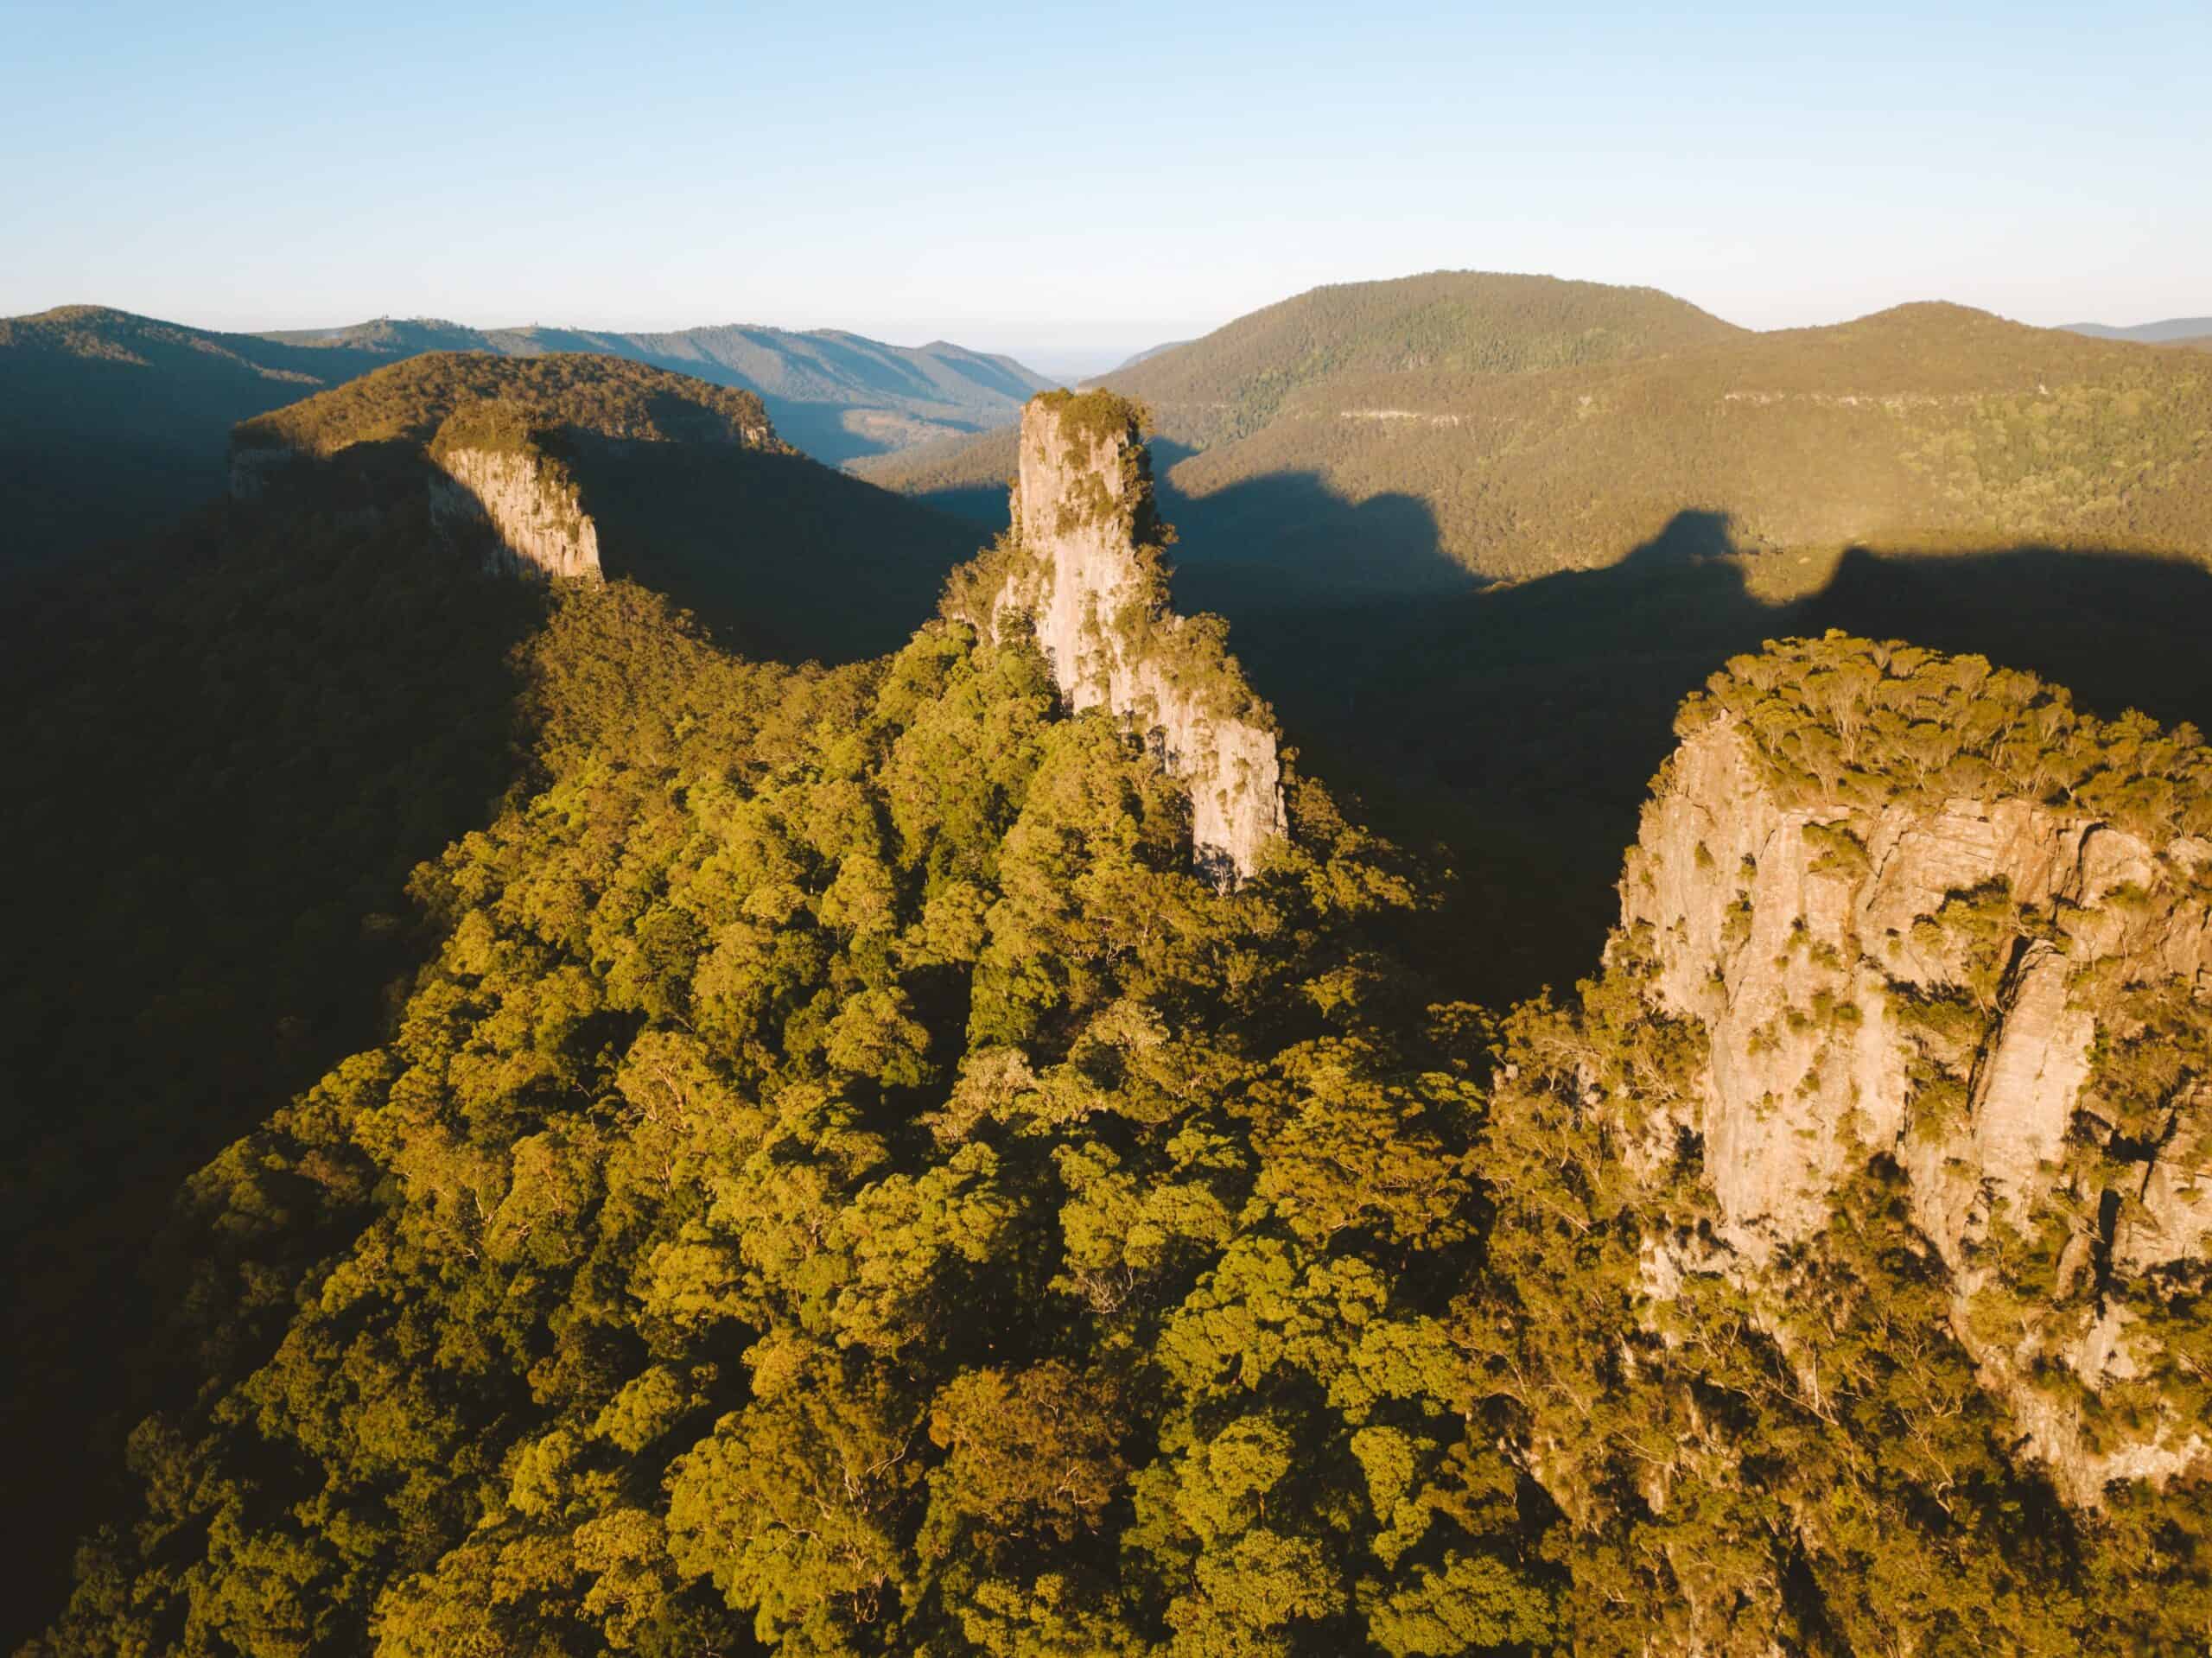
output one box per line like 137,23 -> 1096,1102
969,391 -> 1286,880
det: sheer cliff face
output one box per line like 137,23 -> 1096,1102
1622,711 -> 2212,1499
982,392 -> 1286,880
226,360 -> 784,585
428,447 -> 601,581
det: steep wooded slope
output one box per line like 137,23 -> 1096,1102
0,307 -> 390,569
25,593 -> 2212,1655
0,503 -> 543,1636
238,353 -> 982,662
1098,269 -> 1744,448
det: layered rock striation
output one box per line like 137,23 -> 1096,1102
1614,634 -> 2212,1500
951,391 -> 1286,880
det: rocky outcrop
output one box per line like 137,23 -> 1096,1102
427,445 -> 601,581
226,359 -> 790,586
1618,689 -> 2212,1501
229,403 -> 605,582
968,392 -> 1286,880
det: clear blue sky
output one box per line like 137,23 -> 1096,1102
3,0 -> 2206,367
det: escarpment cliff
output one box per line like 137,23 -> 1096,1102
227,351 -> 785,581
948,391 -> 1286,879
1612,633 -> 2212,1500
232,407 -> 603,579
423,404 -> 601,579
425,443 -> 600,580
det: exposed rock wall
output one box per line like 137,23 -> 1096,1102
428,446 -> 601,581
981,393 -> 1285,880
1620,714 -> 2212,1498
228,417 -> 604,583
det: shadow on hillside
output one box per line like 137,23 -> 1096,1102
1205,509 -> 2212,1005
892,448 -> 1483,600
900,479 -> 1015,529
569,443 -> 983,663
1161,466 -> 1478,600
762,397 -> 986,467
0,505 -> 544,1642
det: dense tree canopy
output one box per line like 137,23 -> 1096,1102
16,563 -> 2212,1654
24,581 -> 1554,1656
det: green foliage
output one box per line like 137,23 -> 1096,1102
1032,386 -> 1154,453
1801,817 -> 1870,876
18,512 -> 2212,1658
29,582 -> 1558,1657
1100,270 -> 1742,450
866,292 -> 2212,586
1683,630 -> 2212,839
236,351 -> 785,459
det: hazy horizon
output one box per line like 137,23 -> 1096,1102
6,0 -> 2207,351
8,284 -> 2207,385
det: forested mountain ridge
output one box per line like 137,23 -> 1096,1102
0,302 -> 1050,574
265,314 -> 1057,464
0,350 -> 977,1639
854,270 -> 1742,509
20,386 -> 2212,1653
1094,270 -> 1745,450
861,292 -> 2212,588
1171,300 -> 2212,583
233,352 -> 785,460
233,353 -> 982,663
2065,315 -> 2212,344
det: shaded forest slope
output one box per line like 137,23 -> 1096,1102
242,353 -> 985,663
0,307 -> 391,569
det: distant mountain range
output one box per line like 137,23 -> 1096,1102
261,315 -> 1055,464
855,276 -> 2212,979
2062,315 -> 2212,345
1090,339 -> 1191,377
0,303 -> 1052,570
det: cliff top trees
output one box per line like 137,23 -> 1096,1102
236,352 -> 785,459
1680,629 -> 2212,838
